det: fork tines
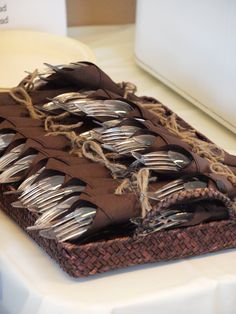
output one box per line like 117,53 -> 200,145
79,99 -> 134,118
28,195 -> 82,230
29,185 -> 84,213
38,206 -> 96,242
139,209 -> 193,235
105,134 -> 156,155
12,173 -> 85,215
0,133 -> 15,151
98,125 -> 141,145
19,175 -> 65,206
5,166 -> 46,196
132,150 -> 191,172
0,143 -> 26,172
148,178 -> 207,201
0,154 -> 37,183
40,91 -> 94,113
55,99 -> 134,118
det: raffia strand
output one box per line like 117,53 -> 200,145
115,178 -> 133,195
134,168 -> 152,218
82,140 -> 127,178
44,112 -> 83,132
141,104 -> 236,185
210,163 -> 236,185
9,86 -> 45,120
19,69 -> 39,92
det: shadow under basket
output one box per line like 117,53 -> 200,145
1,185 -> 236,277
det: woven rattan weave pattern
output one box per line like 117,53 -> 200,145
1,185 -> 236,277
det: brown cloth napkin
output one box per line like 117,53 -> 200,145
38,62 -> 125,96
77,192 -> 140,236
0,104 -> 29,118
175,202 -> 229,228
0,117 -> 43,129
44,157 -> 111,179
13,127 -> 70,151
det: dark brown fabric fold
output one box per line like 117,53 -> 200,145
15,127 -> 70,151
178,202 -> 229,228
2,117 -> 43,128
44,158 -> 111,179
0,104 -> 28,117
49,62 -> 124,96
78,192 -> 140,235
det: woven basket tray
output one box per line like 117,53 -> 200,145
1,185 -> 236,277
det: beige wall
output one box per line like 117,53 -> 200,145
66,0 -> 136,26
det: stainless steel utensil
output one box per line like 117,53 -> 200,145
0,143 -> 25,172
139,209 -> 193,235
0,154 -> 37,183
132,150 -> 191,172
148,178 -> 207,201
39,206 -> 96,242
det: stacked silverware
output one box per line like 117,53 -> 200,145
0,61 -> 234,243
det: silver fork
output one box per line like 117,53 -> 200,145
20,175 -> 65,205
55,99 -> 134,118
39,91 -> 95,113
44,62 -> 87,73
25,68 -> 54,89
139,209 -> 193,235
0,133 -> 15,151
80,99 -> 134,118
4,166 -> 46,195
76,122 -> 142,144
0,154 -> 37,183
38,206 -> 96,242
148,178 -> 207,201
28,62 -> 87,89
98,125 -> 141,146
109,134 -> 156,155
28,195 -> 82,230
28,185 -> 85,213
132,150 -> 191,172
0,143 -> 25,172
11,175 -> 65,208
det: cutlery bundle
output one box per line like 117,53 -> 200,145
0,61 -> 235,277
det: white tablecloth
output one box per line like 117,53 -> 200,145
0,25 -> 236,314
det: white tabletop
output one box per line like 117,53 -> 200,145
0,25 -> 236,314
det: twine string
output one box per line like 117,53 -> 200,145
9,86 -> 45,120
142,104 -> 236,186
118,81 -> 137,98
19,69 -> 39,92
115,178 -> 133,195
134,168 -> 152,218
45,112 -> 83,132
210,163 -> 236,185
0,74 -> 235,186
82,140 -> 127,178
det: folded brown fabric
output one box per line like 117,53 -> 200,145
44,157 -> 111,179
14,127 -> 70,151
0,61 -> 235,249
20,156 -> 112,186
179,202 -> 229,227
77,192 -> 140,236
69,178 -> 234,241
1,117 -> 43,128
40,62 -> 125,96
0,104 -> 29,118
0,92 -> 18,106
148,173 -> 236,200
29,87 -> 79,105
